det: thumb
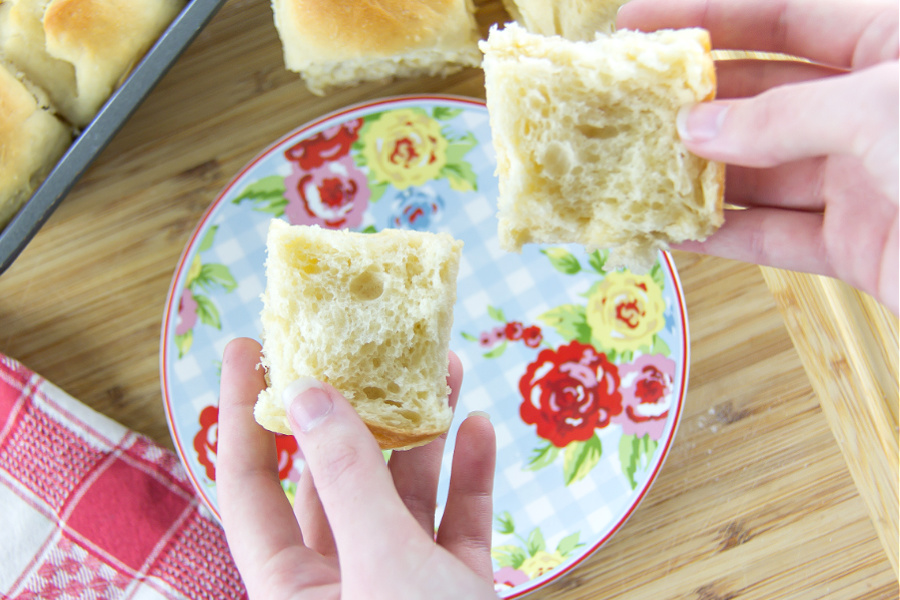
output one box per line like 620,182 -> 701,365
677,63 -> 898,200
282,378 -> 423,567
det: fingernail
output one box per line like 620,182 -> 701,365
283,377 -> 333,432
468,410 -> 491,421
677,102 -> 729,143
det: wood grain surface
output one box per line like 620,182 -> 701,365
0,1 -> 896,598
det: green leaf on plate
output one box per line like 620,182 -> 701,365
487,305 -> 506,323
525,528 -> 546,556
538,304 -> 591,344
525,441 -> 560,471
198,225 -> 218,252
483,341 -> 507,359
619,434 -> 659,490
588,249 -> 608,275
650,262 -> 666,290
367,179 -> 391,203
460,331 -> 478,342
194,263 -> 238,293
193,294 -> 221,330
233,175 -> 286,205
562,434 -> 603,486
174,331 -> 193,358
542,247 -> 581,275
650,334 -> 671,356
440,162 -> 478,192
495,511 -> 516,535
556,532 -> 583,557
360,224 -> 378,234
433,106 -> 463,121
492,545 -> 528,569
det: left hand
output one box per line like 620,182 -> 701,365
216,337 -> 498,600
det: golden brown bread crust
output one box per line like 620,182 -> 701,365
1,0 -> 184,126
0,62 -> 71,228
280,0 -> 465,57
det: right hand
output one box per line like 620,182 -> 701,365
619,0 -> 899,315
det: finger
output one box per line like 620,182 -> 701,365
722,158 -> 827,211
389,352 -> 463,535
617,0 -> 898,69
293,465 -> 336,556
673,206 -> 833,277
216,338 -> 306,579
283,377 -> 426,572
677,64 -> 898,197
437,413 -> 496,583
714,58 -> 844,99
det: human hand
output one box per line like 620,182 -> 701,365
217,338 -> 498,600
619,0 -> 899,315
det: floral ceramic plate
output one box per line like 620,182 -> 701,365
161,95 -> 689,598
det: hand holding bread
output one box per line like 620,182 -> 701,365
217,337 -> 497,600
619,0 -> 898,314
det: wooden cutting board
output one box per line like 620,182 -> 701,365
0,1 -> 895,598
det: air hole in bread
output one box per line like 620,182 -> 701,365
350,270 -> 384,301
406,256 -> 424,278
364,386 -> 387,400
387,382 -> 400,394
399,409 -> 422,424
576,123 -> 620,139
385,400 -> 402,408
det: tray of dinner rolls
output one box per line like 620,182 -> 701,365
0,0 -> 228,275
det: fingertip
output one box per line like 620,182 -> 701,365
677,102 -> 729,144
282,377 -> 335,433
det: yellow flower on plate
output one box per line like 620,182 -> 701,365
185,254 -> 202,286
586,271 -> 666,352
361,109 -> 448,189
519,550 -> 565,579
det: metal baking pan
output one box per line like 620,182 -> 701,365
0,0 -> 229,275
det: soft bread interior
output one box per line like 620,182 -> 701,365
255,220 -> 463,450
480,23 -> 724,271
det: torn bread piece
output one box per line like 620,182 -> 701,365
255,219 -> 463,450
480,23 -> 724,271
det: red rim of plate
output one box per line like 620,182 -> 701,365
159,94 -> 690,598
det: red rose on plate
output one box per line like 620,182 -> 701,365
519,341 -> 623,448
193,405 -> 301,481
284,156 -> 371,229
284,119 -> 363,170
194,405 -> 218,480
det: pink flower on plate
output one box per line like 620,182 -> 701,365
175,288 -> 198,335
494,566 -> 529,590
612,354 -> 676,440
284,156 -> 370,229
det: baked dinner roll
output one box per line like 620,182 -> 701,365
255,219 -> 463,450
0,0 -> 184,127
501,0 -> 629,40
271,0 -> 482,95
0,61 -> 71,229
480,23 -> 724,271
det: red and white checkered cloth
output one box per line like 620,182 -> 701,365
0,354 -> 248,600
